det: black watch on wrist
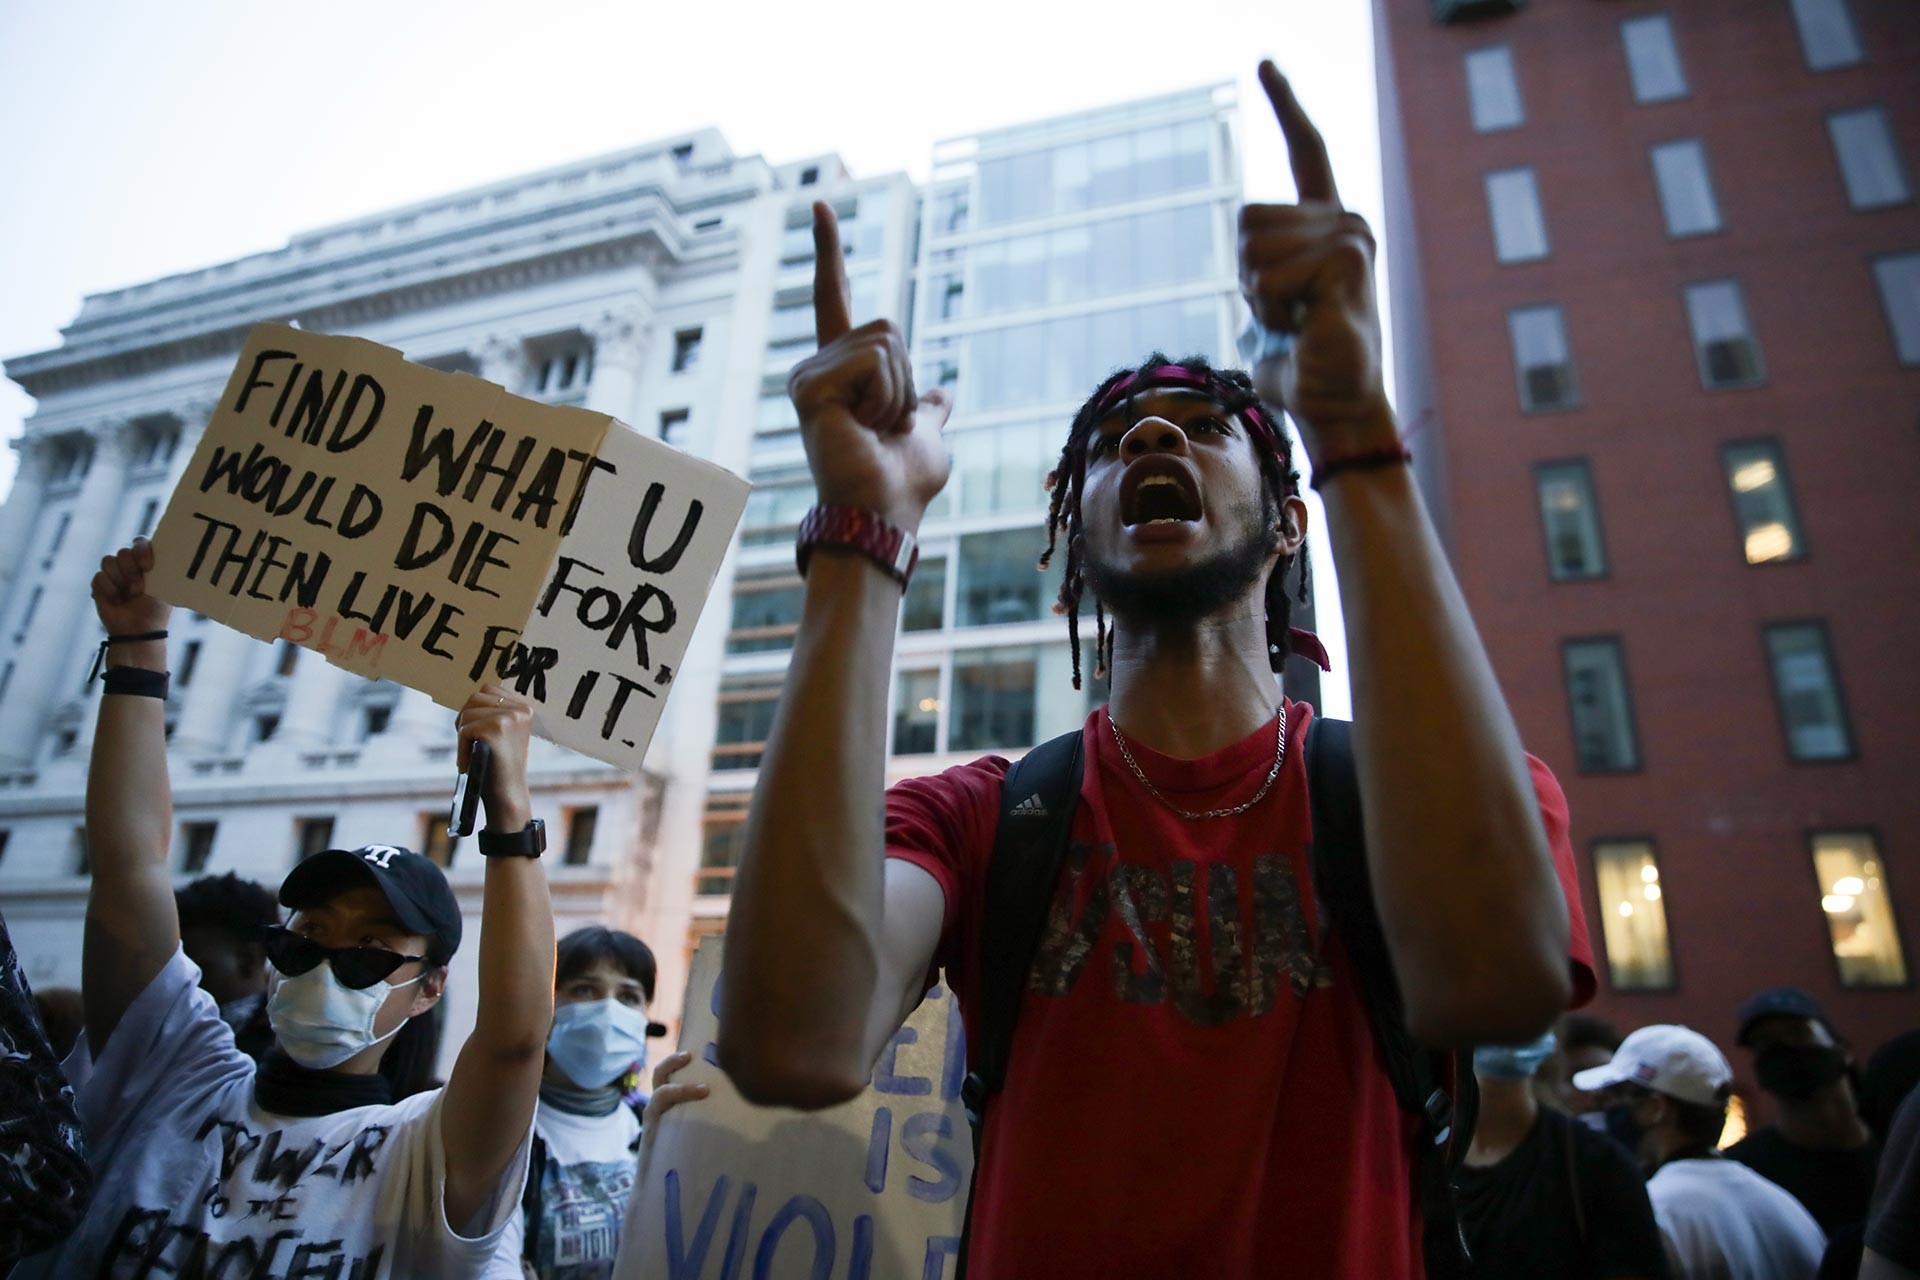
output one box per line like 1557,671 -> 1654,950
477,818 -> 546,859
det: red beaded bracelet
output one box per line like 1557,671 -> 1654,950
1310,445 -> 1413,492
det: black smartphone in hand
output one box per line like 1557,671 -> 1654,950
449,740 -> 491,838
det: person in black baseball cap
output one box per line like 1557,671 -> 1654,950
1726,984 -> 1881,1240
12,539 -> 557,1280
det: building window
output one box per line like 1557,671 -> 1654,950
180,822 -> 218,873
1788,0 -> 1864,71
699,796 -> 750,895
1486,168 -> 1550,264
295,817 -> 335,862
1650,139 -> 1723,237
253,714 -> 280,744
1873,253 -> 1920,365
1563,638 -> 1641,773
740,473 -> 815,547
1621,15 -> 1688,103
713,675 -> 781,772
799,166 -> 820,186
72,826 -> 91,877
1764,623 -> 1853,761
1593,840 -> 1676,990
955,528 -> 1059,628
950,421 -> 1052,515
18,586 -> 43,632
1684,280 -> 1766,389
137,498 -> 160,536
1464,45 -> 1525,132
276,641 -> 299,677
671,328 -> 703,373
1811,832 -> 1907,987
51,728 -> 78,758
1721,439 -> 1806,564
360,704 -> 391,740
419,812 -> 458,868
1829,109 -> 1911,210
951,646 -> 1040,752
0,830 -> 9,867
47,513 -> 71,556
893,670 -> 942,755
726,567 -> 804,655
178,640 -> 201,689
660,409 -> 691,449
903,557 -> 947,633
536,344 -> 592,397
563,807 -> 598,866
1535,461 -> 1607,581
1507,305 -> 1579,411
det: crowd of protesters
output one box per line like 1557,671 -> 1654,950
0,57 -> 1914,1280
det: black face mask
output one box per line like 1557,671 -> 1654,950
1597,1101 -> 1645,1157
1755,1044 -> 1848,1101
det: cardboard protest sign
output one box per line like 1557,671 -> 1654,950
621,939 -> 971,1280
149,323 -> 748,769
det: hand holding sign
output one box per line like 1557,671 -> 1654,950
786,202 -> 952,532
1240,61 -> 1393,460
454,683 -> 535,830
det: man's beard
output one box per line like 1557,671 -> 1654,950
1084,495 -> 1280,628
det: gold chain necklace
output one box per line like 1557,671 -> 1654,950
1108,703 -> 1288,821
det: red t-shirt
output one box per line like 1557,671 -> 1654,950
886,701 -> 1595,1280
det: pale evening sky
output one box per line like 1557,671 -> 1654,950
0,0 -> 1391,712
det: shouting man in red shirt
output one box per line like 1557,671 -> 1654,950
717,62 -> 1595,1278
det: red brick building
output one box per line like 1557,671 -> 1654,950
1371,0 -> 1919,1069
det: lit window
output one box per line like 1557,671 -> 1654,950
1810,832 -> 1907,987
1563,638 -> 1640,773
1508,305 -> 1579,410
1721,440 -> 1805,564
1621,15 -> 1688,103
1486,168 -> 1551,263
903,557 -> 947,633
1593,840 -> 1675,990
1764,623 -> 1853,761
1685,280 -> 1766,389
179,822 -> 217,874
1535,461 -> 1607,581
1465,46 -> 1525,132
671,328 -> 703,373
1651,140 -> 1723,236
1829,109 -> 1911,210
563,807 -> 598,866
1788,0 -> 1864,71
1874,253 -> 1920,365
893,670 -> 942,755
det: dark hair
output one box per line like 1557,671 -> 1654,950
1562,1013 -> 1624,1055
1041,352 -> 1308,689
379,994 -> 446,1101
175,872 -> 280,944
1671,1087 -> 1731,1147
556,926 -> 657,1003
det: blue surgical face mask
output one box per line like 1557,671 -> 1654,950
1473,1031 -> 1558,1081
546,997 -> 651,1089
267,963 -> 423,1070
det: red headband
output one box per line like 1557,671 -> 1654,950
1084,365 -> 1330,673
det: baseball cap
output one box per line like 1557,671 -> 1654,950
1571,1024 -> 1733,1108
1735,986 -> 1834,1046
279,845 -> 463,966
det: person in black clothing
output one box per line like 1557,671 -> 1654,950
175,870 -> 280,1063
0,910 -> 91,1266
1457,1032 -> 1671,1280
1726,986 -> 1881,1239
1862,1088 -> 1920,1279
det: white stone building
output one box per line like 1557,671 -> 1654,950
0,83 -> 1280,1058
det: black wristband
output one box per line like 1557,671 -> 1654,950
1309,446 -> 1413,492
101,667 -> 169,700
90,630 -> 169,682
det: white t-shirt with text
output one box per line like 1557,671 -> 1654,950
487,1096 -> 641,1279
1648,1155 -> 1827,1280
14,946 -> 530,1279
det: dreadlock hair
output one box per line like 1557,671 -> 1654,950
175,872 -> 280,944
1040,352 -> 1309,691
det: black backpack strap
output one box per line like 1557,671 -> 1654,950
1305,716 -> 1477,1279
957,728 -> 1085,1278
521,1131 -> 548,1263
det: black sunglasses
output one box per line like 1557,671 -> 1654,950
264,925 -> 427,991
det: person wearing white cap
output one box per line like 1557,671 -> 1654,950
1574,1025 -> 1827,1280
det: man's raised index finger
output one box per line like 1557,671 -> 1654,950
1259,60 -> 1342,208
812,201 -> 853,346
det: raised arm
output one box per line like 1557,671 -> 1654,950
439,685 -> 553,1229
1242,62 -> 1569,1045
82,539 -> 180,1054
716,204 -> 953,1109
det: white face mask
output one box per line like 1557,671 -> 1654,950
546,997 -> 651,1089
267,962 -> 424,1070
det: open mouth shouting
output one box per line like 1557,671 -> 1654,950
1119,455 -> 1204,530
